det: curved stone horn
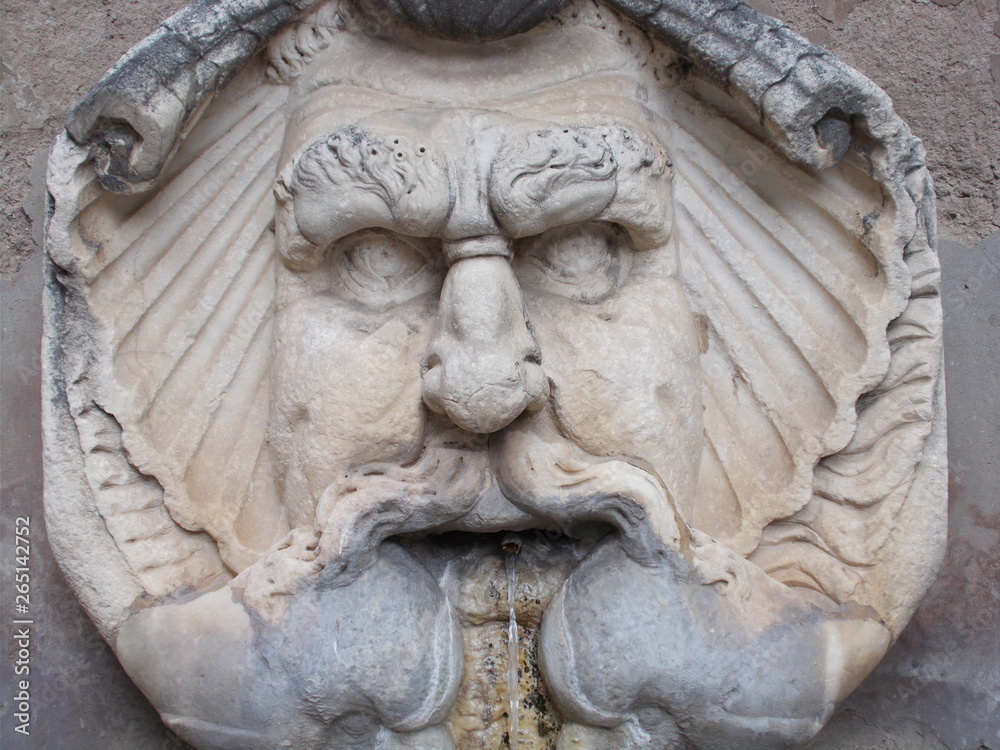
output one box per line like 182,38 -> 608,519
66,0 -> 318,191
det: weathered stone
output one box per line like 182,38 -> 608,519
42,1 -> 947,748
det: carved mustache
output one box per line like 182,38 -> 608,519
493,412 -> 690,564
318,409 -> 690,580
242,410 -> 692,616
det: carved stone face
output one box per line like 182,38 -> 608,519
270,102 -> 702,541
44,2 -> 947,747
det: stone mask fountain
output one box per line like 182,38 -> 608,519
43,1 -> 946,747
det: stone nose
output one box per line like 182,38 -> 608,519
422,242 -> 549,434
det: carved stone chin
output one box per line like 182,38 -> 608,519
45,1 -> 946,748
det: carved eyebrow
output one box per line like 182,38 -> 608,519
274,125 -> 450,270
289,125 -> 419,206
489,124 -> 672,244
505,128 -> 618,200
487,127 -> 617,237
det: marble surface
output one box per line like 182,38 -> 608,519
4,0 -> 994,748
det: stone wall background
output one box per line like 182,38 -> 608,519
1,1 -> 997,748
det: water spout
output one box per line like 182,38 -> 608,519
503,534 -> 521,748
502,535 -> 523,557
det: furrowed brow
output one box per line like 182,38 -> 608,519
489,124 -> 672,247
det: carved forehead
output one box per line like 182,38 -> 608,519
273,4 -> 676,266
277,1 -> 672,164
283,79 -> 669,164
314,106 -> 664,150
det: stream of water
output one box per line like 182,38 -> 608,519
505,549 -> 520,748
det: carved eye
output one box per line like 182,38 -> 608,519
334,230 -> 442,307
513,223 -> 632,303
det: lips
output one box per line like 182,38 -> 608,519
302,407 -> 683,590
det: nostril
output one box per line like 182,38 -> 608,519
421,352 -> 441,375
421,365 -> 447,416
523,321 -> 542,366
523,362 -> 550,412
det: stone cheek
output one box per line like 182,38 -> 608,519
269,291 -> 434,528
525,271 -> 704,512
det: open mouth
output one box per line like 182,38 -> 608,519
376,431 -> 651,749
242,408 -> 689,749
397,528 -> 597,749
305,409 -> 687,595
397,527 -> 604,628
